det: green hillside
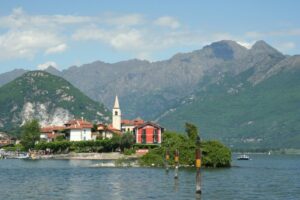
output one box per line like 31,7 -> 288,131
0,71 -> 110,135
159,63 -> 300,149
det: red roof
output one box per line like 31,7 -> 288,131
134,121 -> 164,129
41,126 -> 65,133
97,123 -> 121,135
65,119 -> 93,129
121,119 -> 144,126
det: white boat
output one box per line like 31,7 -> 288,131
237,154 -> 250,160
16,153 -> 30,159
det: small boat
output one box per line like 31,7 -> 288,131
16,153 -> 30,159
237,154 -> 250,160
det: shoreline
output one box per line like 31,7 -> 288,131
36,152 -> 142,160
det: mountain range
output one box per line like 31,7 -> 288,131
0,40 -> 299,149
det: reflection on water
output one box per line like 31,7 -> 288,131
0,154 -> 300,200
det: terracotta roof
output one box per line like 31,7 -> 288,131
65,119 -> 93,129
121,119 -> 144,126
97,123 -> 121,135
134,121 -> 164,129
41,126 -> 65,133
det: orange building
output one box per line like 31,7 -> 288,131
134,121 -> 164,144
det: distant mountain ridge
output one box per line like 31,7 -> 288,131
1,40 -> 300,148
0,71 -> 110,135
0,40 -> 288,119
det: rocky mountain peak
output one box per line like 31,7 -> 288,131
250,40 -> 283,56
44,66 -> 61,77
203,40 -> 248,60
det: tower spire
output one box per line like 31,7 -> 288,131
112,95 -> 121,130
114,95 -> 120,109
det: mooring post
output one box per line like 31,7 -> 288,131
174,149 -> 179,179
165,149 -> 170,172
195,148 -> 202,194
195,135 -> 202,194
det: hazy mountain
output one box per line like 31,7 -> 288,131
158,55 -> 300,149
0,71 -> 110,135
58,40 -> 283,120
0,40 -> 287,121
0,69 -> 27,86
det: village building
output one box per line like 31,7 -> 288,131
64,119 -> 93,141
40,126 -> 65,142
111,96 -> 164,144
121,119 -> 145,133
134,122 -> 164,144
0,132 -> 15,147
95,124 -> 121,139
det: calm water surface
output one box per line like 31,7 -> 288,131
0,154 -> 299,200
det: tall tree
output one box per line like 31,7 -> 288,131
185,122 -> 199,141
20,119 -> 41,150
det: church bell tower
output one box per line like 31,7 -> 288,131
112,95 -> 121,130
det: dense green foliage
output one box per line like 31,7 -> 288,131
35,139 -> 119,153
139,131 -> 231,168
2,143 -> 26,152
34,133 -> 136,153
160,68 -> 300,149
185,122 -> 199,141
0,71 -> 110,135
20,119 -> 41,150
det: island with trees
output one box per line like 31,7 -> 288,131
3,120 -> 231,168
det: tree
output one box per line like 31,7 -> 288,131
92,124 -> 98,132
185,122 -> 199,141
20,119 -> 41,150
120,132 -> 135,151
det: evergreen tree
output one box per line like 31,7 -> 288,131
185,122 -> 199,141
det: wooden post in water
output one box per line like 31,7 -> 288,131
165,149 -> 170,172
195,135 -> 202,194
174,149 -> 179,179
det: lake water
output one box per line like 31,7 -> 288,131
0,154 -> 299,200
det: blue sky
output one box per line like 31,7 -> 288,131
0,0 -> 299,73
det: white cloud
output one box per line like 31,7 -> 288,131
0,30 -> 64,60
237,41 -> 254,49
1,7 -> 297,63
0,7 -> 93,29
45,43 -> 67,55
37,61 -> 58,70
103,13 -> 144,27
154,16 -> 180,29
72,27 -> 144,50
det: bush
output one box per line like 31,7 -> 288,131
201,140 -> 231,167
34,139 -> 121,153
139,131 -> 231,168
123,148 -> 135,155
3,144 -> 26,152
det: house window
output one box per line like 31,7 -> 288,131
153,129 -> 158,144
142,129 -> 146,144
115,111 -> 118,116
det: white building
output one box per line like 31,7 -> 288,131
64,119 -> 93,141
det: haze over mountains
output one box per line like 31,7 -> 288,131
0,40 -> 299,148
